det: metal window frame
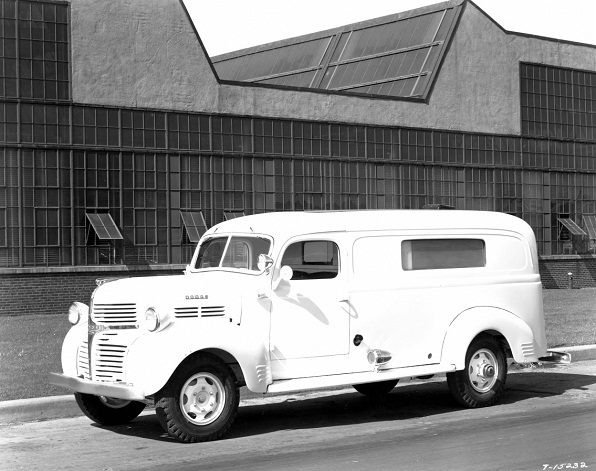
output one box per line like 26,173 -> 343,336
180,210 -> 207,244
86,212 -> 123,242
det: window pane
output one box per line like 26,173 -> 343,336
281,240 -> 339,279
402,239 -> 486,270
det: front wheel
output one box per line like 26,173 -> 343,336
74,392 -> 146,425
447,335 -> 507,408
155,353 -> 239,443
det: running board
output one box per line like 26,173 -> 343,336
266,363 -> 456,394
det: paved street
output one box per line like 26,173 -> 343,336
1,361 -> 595,471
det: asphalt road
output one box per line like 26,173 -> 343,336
2,361 -> 595,471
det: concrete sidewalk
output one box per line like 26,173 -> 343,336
1,344 -> 595,426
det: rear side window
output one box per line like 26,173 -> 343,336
281,241 -> 339,279
402,239 -> 485,271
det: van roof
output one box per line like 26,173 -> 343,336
205,210 -> 534,241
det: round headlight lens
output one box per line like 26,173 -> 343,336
144,307 -> 160,332
68,302 -> 89,325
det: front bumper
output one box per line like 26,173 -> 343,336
48,372 -> 146,401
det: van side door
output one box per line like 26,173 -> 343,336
269,237 -> 350,377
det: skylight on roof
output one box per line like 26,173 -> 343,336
212,2 -> 463,100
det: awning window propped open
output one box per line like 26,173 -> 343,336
223,211 -> 245,220
86,213 -> 123,241
583,215 -> 596,240
180,211 -> 208,243
558,218 -> 587,237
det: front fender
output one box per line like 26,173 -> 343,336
60,321 -> 88,377
441,307 -> 546,369
126,322 -> 271,396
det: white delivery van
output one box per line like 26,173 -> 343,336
49,210 -> 568,443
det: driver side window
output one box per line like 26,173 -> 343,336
280,240 -> 339,280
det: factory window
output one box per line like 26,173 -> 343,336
21,103 -> 69,144
0,0 -> 70,100
521,63 -> 596,142
293,122 -> 330,157
122,110 -> 166,149
367,127 -> 399,160
0,102 -> 19,142
168,113 -> 209,151
254,119 -> 292,155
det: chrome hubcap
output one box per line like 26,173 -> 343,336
467,348 -> 499,393
180,373 -> 225,426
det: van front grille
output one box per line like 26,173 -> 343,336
92,303 -> 137,325
77,341 -> 90,380
91,332 -> 128,382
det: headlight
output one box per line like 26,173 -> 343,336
144,307 -> 161,332
68,302 -> 89,325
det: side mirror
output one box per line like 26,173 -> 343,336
273,265 -> 293,291
257,254 -> 274,273
279,265 -> 293,282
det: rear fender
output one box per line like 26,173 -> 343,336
441,307 -> 545,369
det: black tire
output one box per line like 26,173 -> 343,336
353,379 -> 398,396
155,353 -> 239,443
447,335 -> 507,408
74,392 -> 146,425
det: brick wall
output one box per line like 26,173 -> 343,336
0,266 -> 184,317
539,256 -> 596,289
2,257 -> 595,317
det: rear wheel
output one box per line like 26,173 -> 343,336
155,353 -> 239,443
353,379 -> 398,397
74,392 -> 146,425
447,335 -> 507,408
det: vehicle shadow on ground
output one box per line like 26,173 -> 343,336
92,371 -> 596,443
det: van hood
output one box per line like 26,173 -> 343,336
89,271 -> 263,325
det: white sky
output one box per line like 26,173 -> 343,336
183,0 -> 596,57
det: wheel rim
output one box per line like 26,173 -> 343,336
467,348 -> 499,393
99,396 -> 132,409
179,372 -> 226,426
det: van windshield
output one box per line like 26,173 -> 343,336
195,236 -> 271,272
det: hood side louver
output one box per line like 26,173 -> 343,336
174,307 -> 199,318
174,306 -> 226,318
201,306 -> 225,317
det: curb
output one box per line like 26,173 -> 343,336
2,345 -> 595,425
551,344 -> 596,362
0,394 -> 83,425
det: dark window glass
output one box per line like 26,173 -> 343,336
521,63 -> 596,142
281,240 -> 339,280
402,239 -> 486,270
